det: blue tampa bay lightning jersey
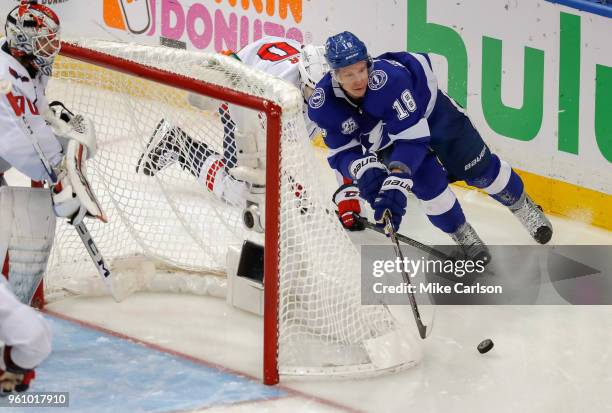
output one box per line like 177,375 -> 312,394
308,51 -> 460,179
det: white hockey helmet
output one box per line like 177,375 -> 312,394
298,44 -> 330,99
5,1 -> 61,76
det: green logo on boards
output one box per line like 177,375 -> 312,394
407,0 -> 611,162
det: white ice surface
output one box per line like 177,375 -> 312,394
5,157 -> 612,413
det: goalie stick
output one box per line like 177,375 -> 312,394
6,92 -> 119,301
19,115 -> 59,183
74,221 -> 118,302
0,80 -> 58,182
29,126 -> 118,301
382,210 -> 429,339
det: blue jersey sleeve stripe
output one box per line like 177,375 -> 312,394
410,53 -> 438,118
388,118 -> 431,142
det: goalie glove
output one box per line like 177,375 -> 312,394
51,139 -> 107,225
45,101 -> 96,159
332,183 -> 365,231
45,102 -> 105,224
0,347 -> 36,394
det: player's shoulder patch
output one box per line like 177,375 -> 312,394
308,87 -> 325,109
368,69 -> 388,91
341,117 -> 358,135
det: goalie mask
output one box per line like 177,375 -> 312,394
5,1 -> 61,76
298,45 -> 329,100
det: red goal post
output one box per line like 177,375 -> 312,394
59,41 -> 283,384
42,39 -> 420,385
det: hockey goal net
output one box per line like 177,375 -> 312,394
42,39 -> 420,384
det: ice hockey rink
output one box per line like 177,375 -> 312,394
0,0 -> 610,410
4,165 -> 612,413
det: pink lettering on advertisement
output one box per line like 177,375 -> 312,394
285,27 -> 302,43
147,0 -> 156,36
157,0 -> 304,52
187,4 -> 213,49
253,19 -> 262,41
239,16 -> 250,49
214,10 -> 238,52
263,21 -> 284,37
161,0 -> 185,40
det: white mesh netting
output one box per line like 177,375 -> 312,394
44,39 -> 420,378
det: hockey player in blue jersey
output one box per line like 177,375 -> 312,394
308,32 -> 553,259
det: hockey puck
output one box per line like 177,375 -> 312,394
477,339 -> 494,354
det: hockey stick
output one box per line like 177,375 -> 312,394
382,211 -> 429,339
360,216 -> 493,281
74,221 -> 118,302
9,97 -> 118,301
19,115 -> 59,183
1,80 -> 59,182
357,216 -> 451,261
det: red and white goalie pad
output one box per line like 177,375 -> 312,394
0,187 -> 56,304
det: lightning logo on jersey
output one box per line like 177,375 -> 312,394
368,70 -> 388,90
309,88 -> 325,109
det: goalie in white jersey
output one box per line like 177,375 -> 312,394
136,36 -> 364,231
1,1 -> 105,304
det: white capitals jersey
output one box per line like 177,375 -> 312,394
236,36 -> 302,86
233,36 -> 319,140
0,40 -> 62,182
0,279 -> 52,370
